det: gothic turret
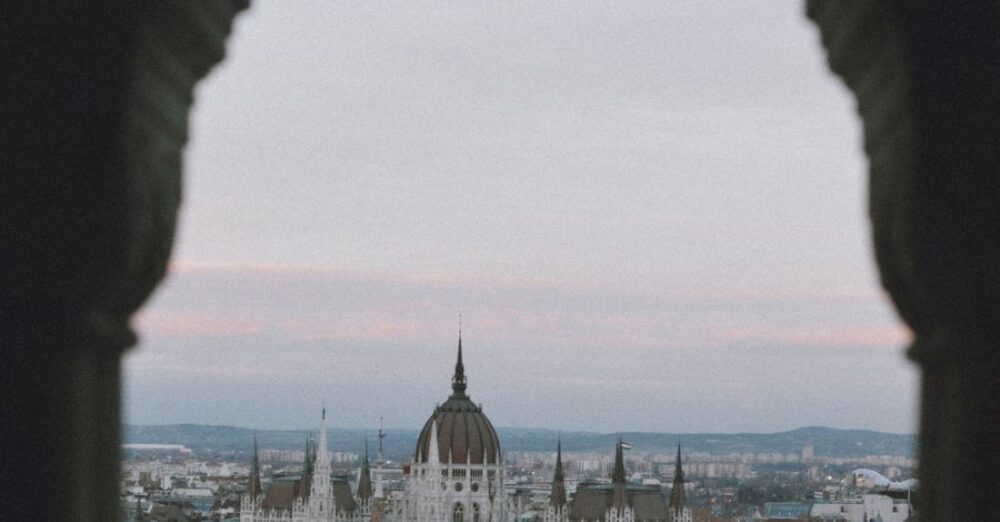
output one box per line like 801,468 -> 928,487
611,438 -> 626,510
451,329 -> 467,398
248,435 -> 262,499
550,437 -> 567,508
308,407 -> 335,515
669,445 -> 686,511
375,418 -> 385,500
358,439 -> 373,504
297,435 -> 313,499
668,444 -> 692,522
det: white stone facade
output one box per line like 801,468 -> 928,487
809,494 -> 913,522
243,337 -> 512,522
240,411 -> 373,522
380,419 -> 510,522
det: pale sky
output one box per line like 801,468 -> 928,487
124,0 -> 919,434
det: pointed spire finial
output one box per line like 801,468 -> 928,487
611,437 -> 626,509
612,436 -> 626,484
314,407 -> 331,475
248,434 -> 263,499
674,443 -> 684,480
451,321 -> 467,397
550,435 -> 567,508
554,434 -> 564,481
670,443 -> 687,511
252,432 -> 260,475
357,437 -> 373,502
302,435 -> 314,474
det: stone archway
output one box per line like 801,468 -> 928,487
2,2 -> 248,521
3,1 -> 998,520
808,1 -> 1000,519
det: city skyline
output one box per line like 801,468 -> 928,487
124,1 -> 917,433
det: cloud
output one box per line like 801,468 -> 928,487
138,262 -> 906,351
135,311 -> 265,337
717,323 -> 911,349
125,263 -> 917,432
124,1 -> 919,432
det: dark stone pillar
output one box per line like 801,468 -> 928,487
1,2 -> 248,520
807,1 -> 1000,519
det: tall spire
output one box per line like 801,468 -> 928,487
554,436 -> 565,482
357,439 -> 373,503
669,444 -> 686,511
297,434 -> 314,499
611,438 -> 626,509
550,436 -> 567,508
375,417 -> 386,500
315,407 -> 332,475
451,324 -> 467,398
308,408 -> 335,507
303,435 -> 314,475
248,435 -> 262,499
611,438 -> 626,484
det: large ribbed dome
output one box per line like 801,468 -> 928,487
415,335 -> 501,465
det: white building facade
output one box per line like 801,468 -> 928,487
240,408 -> 373,522
810,494 -> 914,522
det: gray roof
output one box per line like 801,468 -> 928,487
569,484 -> 668,521
259,475 -> 357,514
261,481 -> 298,511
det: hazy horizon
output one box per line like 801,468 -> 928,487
124,1 -> 918,434
124,420 -> 916,437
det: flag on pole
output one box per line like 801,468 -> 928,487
620,441 -> 633,450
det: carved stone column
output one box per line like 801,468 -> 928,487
1,2 -> 248,520
807,1 -> 1000,519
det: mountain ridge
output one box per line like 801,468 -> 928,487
124,424 -> 915,460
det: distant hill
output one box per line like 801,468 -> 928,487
123,424 -> 915,461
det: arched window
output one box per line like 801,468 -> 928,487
453,502 -> 464,522
472,503 -> 480,522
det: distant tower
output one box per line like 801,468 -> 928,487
307,407 -> 336,517
668,445 -> 692,522
240,435 -> 263,520
249,435 -> 263,498
607,438 -> 634,521
375,417 -> 386,500
544,437 -> 568,522
297,434 -> 314,499
358,439 -> 374,517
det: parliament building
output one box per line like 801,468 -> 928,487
240,335 -> 690,522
